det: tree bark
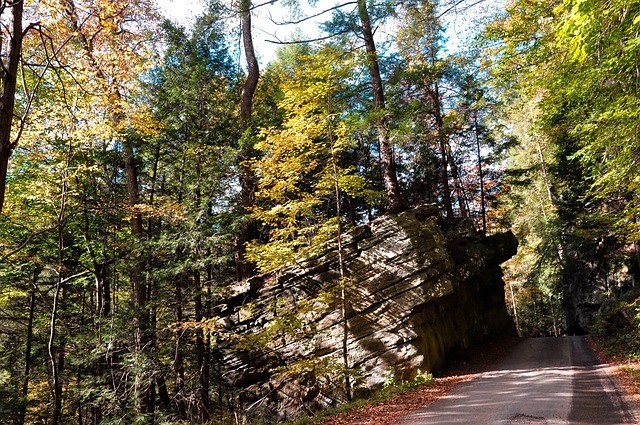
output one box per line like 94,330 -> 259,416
173,278 -> 186,418
194,271 -> 210,422
50,226 -> 66,425
17,276 -> 37,425
64,0 -> 151,413
474,114 -> 487,235
449,149 -> 468,218
357,0 -> 404,214
0,2 -> 24,213
236,0 -> 261,280
240,0 -> 259,125
430,80 -> 454,220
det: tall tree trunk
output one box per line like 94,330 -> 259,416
357,0 -> 404,214
535,137 -> 554,203
194,271 -> 210,422
431,80 -> 454,220
236,0 -> 261,280
448,149 -> 468,218
17,275 -> 38,425
123,139 -> 152,414
474,114 -> 487,236
64,1 -> 151,413
50,221 -> 66,425
173,278 -> 186,419
330,144 -> 352,401
240,0 -> 259,126
0,2 -> 24,213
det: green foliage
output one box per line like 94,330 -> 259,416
591,291 -> 640,359
4,0 -> 611,422
484,0 -> 640,336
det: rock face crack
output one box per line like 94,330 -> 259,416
220,205 -> 518,419
508,414 -> 548,424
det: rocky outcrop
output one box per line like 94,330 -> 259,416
562,237 -> 639,334
220,205 -> 517,420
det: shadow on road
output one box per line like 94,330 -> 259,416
395,336 -> 637,424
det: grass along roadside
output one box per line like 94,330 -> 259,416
289,337 -> 520,425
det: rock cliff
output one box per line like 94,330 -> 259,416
219,205 -> 517,420
562,236 -> 639,334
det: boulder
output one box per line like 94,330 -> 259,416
220,205 -> 517,420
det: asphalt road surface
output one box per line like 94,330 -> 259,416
395,336 -> 638,425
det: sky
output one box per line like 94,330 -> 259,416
153,0 -> 324,65
153,0 -> 499,64
155,0 -> 205,26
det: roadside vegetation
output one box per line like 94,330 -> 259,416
589,291 -> 640,407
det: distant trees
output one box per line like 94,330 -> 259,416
485,0 -> 640,336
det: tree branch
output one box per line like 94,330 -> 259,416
438,0 -> 487,19
265,28 -> 352,45
240,0 -> 278,14
268,1 -> 358,26
0,225 -> 57,263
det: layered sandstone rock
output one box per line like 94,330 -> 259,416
219,205 -> 517,419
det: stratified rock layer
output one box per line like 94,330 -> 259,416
562,236 -> 639,334
221,205 -> 517,419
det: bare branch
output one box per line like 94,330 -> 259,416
22,20 -> 40,37
0,225 -> 57,263
265,28 -> 352,44
239,0 -> 279,14
268,1 -> 358,26
60,270 -> 92,284
438,0 -> 487,18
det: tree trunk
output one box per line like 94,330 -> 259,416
49,263 -> 64,425
449,150 -> 468,218
173,278 -> 186,419
474,114 -> 487,236
357,0 -> 404,214
194,271 -> 210,422
431,80 -> 454,220
49,169 -> 70,425
122,139 -> 153,414
535,137 -> 554,203
236,0 -> 261,280
240,0 -> 259,126
66,0 -> 151,412
17,276 -> 37,425
156,376 -> 171,412
0,2 -> 24,213
330,146 -> 352,401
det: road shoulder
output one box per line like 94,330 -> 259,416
587,336 -> 640,422
306,337 -> 522,425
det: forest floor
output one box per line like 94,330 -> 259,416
306,336 -> 640,425
588,336 -> 640,412
306,337 -> 521,425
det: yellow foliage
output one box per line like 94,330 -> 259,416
130,199 -> 188,225
248,46 -> 377,274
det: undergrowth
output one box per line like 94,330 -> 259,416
287,370 -> 434,425
590,289 -> 640,361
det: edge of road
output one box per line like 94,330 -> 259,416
586,336 -> 640,424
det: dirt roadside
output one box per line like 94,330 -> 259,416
307,337 -> 522,425
309,336 -> 640,425
587,336 -> 640,413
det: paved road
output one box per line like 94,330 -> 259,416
395,336 -> 638,424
